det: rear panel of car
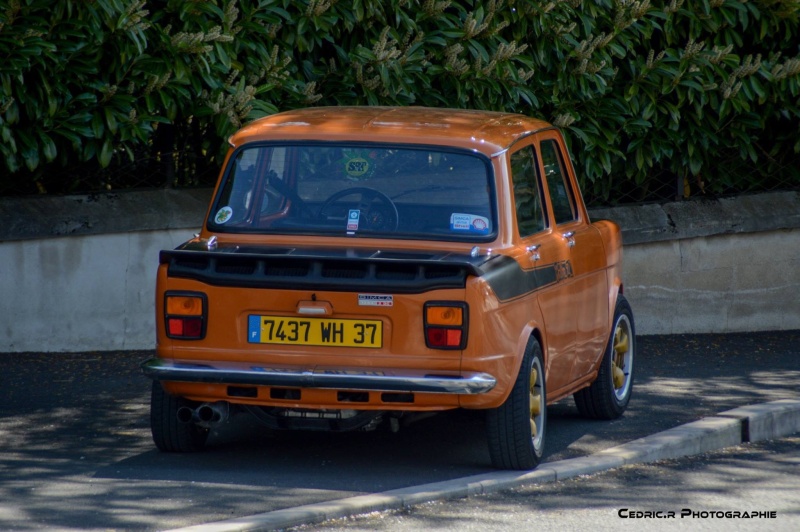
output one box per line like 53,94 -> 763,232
155,251 -> 521,411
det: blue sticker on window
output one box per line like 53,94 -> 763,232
450,213 -> 490,234
347,209 -> 360,232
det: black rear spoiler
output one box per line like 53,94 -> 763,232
160,247 -> 494,294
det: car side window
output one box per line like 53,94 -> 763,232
510,146 -> 547,236
540,140 -> 577,225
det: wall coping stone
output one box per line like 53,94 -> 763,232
0,188 -> 213,242
591,190 -> 799,245
1,188 -> 797,245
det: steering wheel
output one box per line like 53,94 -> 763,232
317,187 -> 399,231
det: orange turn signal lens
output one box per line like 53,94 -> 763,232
167,296 -> 203,316
426,306 -> 463,326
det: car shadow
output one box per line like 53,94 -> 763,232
3,332 -> 799,530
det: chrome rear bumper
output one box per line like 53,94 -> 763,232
142,358 -> 497,395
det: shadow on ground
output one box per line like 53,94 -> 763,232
0,331 -> 798,530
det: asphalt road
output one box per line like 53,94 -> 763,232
0,331 -> 798,530
297,435 -> 800,532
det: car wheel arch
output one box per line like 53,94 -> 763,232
607,279 -> 624,333
510,324 -> 547,394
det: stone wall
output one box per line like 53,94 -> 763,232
590,191 -> 800,335
1,190 -> 798,352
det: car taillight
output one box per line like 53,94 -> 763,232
165,292 -> 207,340
424,302 -> 468,350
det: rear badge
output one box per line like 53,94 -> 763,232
358,294 -> 393,307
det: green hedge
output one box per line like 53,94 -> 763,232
1,0 -> 799,201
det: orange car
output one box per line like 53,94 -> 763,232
142,106 -> 635,470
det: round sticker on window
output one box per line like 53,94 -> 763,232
341,150 -> 377,180
215,206 -> 233,224
345,157 -> 370,178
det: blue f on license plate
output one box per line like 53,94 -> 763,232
248,315 -> 382,348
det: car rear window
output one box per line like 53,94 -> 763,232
208,143 -> 496,242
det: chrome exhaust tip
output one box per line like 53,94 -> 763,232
176,402 -> 230,425
197,402 -> 230,424
176,406 -> 195,424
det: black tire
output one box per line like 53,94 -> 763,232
150,381 -> 209,452
574,295 -> 635,420
486,337 -> 546,470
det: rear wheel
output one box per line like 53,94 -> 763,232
150,381 -> 209,452
574,295 -> 635,419
486,337 -> 546,470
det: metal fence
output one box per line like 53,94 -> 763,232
2,148 -> 798,207
583,149 -> 800,207
0,147 -> 220,197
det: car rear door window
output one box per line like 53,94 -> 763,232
510,146 -> 547,237
540,140 -> 577,225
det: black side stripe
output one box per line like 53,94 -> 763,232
479,255 -> 573,302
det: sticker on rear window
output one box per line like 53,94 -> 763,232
215,206 -> 233,224
342,149 -> 377,180
450,213 -> 490,234
347,209 -> 361,232
358,294 -> 393,307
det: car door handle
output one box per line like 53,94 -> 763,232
563,231 -> 575,247
526,244 -> 541,261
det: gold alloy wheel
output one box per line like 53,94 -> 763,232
612,314 -> 633,400
529,358 -> 544,447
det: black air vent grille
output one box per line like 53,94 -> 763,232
216,259 -> 257,275
174,258 -> 208,270
322,263 -> 369,279
375,264 -> 417,280
425,266 -> 463,279
163,250 -> 473,293
265,260 -> 309,277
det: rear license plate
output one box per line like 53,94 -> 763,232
248,315 -> 382,348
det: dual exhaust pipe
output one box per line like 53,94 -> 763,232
177,402 -> 229,426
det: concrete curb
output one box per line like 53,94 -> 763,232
166,399 -> 800,532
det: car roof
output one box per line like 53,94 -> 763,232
228,106 -> 554,157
